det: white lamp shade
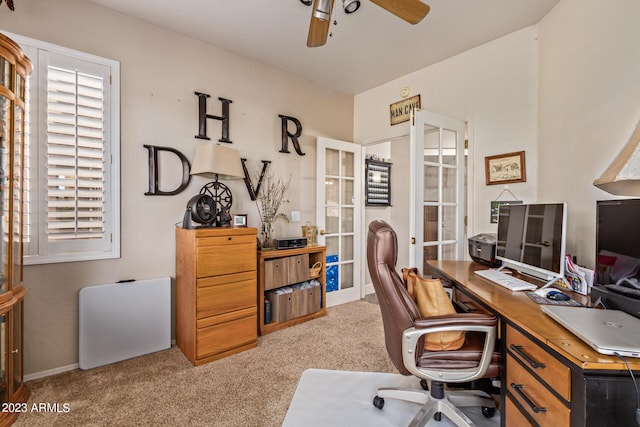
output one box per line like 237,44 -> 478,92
190,144 -> 245,179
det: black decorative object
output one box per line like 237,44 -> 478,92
241,158 -> 271,201
182,194 -> 217,229
278,114 -> 305,156
365,158 -> 392,206
194,92 -> 232,143
144,144 -> 191,195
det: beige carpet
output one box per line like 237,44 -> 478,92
16,300 -> 395,426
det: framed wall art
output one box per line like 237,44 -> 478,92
233,214 -> 247,227
485,151 -> 526,185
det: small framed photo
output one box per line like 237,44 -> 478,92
233,214 -> 247,227
485,151 -> 526,185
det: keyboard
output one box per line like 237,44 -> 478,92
474,269 -> 537,292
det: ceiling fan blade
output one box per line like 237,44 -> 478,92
369,0 -> 430,25
307,0 -> 335,47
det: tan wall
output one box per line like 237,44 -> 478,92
0,0 -> 353,375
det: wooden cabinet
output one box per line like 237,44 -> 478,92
429,260 -> 640,426
258,246 -> 327,335
506,325 -> 570,426
0,33 -> 31,426
176,226 -> 258,366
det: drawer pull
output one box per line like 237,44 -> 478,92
510,344 -> 546,369
511,383 -> 547,413
457,301 -> 476,312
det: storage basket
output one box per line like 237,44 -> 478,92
309,261 -> 322,277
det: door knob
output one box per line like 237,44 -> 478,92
320,229 -> 326,235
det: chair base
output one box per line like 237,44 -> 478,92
376,386 -> 496,427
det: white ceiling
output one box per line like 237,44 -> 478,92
88,0 -> 560,95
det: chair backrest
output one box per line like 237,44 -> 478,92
367,220 -> 421,375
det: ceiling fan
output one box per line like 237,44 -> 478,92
305,0 -> 430,47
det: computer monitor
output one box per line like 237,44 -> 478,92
596,199 -> 640,285
496,203 -> 567,286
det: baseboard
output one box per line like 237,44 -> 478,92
24,339 -> 177,382
24,363 -> 79,382
364,283 -> 375,296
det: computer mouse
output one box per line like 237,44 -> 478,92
546,291 -> 570,301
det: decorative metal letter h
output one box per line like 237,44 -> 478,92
195,92 -> 232,143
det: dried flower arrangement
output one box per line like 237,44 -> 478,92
255,169 -> 291,248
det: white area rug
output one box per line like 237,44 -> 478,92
283,369 -> 501,427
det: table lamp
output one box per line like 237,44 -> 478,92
190,143 -> 245,226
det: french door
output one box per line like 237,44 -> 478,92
316,137 -> 362,307
410,110 -> 466,272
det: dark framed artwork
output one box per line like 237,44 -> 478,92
365,159 -> 392,206
233,214 -> 247,227
490,200 -> 522,223
485,151 -> 526,185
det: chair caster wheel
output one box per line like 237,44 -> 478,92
373,396 -> 385,409
420,379 -> 429,390
434,411 -> 442,421
482,406 -> 496,418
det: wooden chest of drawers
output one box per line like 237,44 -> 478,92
176,226 -> 258,366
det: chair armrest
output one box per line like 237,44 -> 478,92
414,313 -> 497,330
401,314 -> 497,383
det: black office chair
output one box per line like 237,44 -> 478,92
367,220 -> 501,426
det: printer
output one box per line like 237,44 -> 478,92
468,233 -> 501,268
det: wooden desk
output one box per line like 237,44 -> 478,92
427,260 -> 640,427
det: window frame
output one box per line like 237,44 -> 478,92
6,32 -> 120,265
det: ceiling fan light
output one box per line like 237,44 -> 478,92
342,0 -> 360,14
313,0 -> 333,21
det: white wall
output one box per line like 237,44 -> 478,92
1,0 -> 353,375
537,0 -> 640,268
355,27 -> 539,270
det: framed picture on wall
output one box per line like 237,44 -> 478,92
485,151 -> 526,185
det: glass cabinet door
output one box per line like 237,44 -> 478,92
12,103 -> 23,289
12,302 -> 23,394
0,95 -> 9,296
0,312 -> 6,404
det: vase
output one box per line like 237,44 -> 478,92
261,223 -> 274,249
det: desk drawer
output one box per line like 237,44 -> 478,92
507,324 -> 571,401
507,354 -> 570,426
505,395 -> 534,426
196,314 -> 257,359
197,243 -> 256,277
196,277 -> 256,319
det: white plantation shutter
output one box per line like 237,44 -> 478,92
47,66 -> 105,241
10,33 -> 120,264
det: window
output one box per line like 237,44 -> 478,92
7,32 -> 120,264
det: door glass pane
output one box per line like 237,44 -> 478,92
325,178 -> 339,205
442,129 -> 457,165
326,148 -> 339,175
424,245 -> 437,262
442,205 -> 457,241
325,207 -> 339,234
442,243 -> 456,260
341,235 -> 353,261
325,236 -> 338,257
341,178 -> 354,205
424,206 -> 438,243
340,263 -> 354,289
341,207 -> 353,233
442,167 -> 457,204
341,151 -> 354,177
0,96 -> 9,294
424,165 -> 439,202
